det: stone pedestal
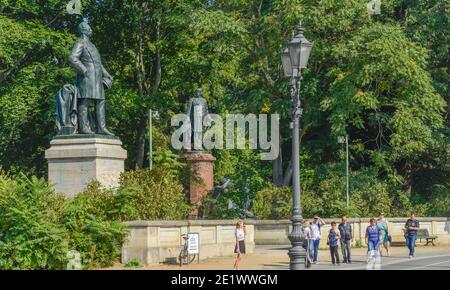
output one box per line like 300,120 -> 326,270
45,135 -> 127,198
185,152 -> 215,218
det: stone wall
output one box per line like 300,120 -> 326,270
122,217 -> 449,265
121,220 -> 255,265
253,217 -> 450,247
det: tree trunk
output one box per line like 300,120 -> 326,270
272,136 -> 284,186
135,28 -> 146,168
136,114 -> 148,168
447,46 -> 450,121
402,164 -> 413,198
282,161 -> 293,187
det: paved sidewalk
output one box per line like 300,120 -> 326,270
132,245 -> 450,270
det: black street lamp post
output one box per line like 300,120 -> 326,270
281,24 -> 312,270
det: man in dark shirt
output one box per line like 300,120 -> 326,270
404,213 -> 420,258
338,216 -> 353,263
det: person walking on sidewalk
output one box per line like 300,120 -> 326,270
338,216 -> 353,263
302,219 -> 313,268
233,221 -> 247,270
377,212 -> 391,256
365,217 -> 381,262
328,222 -> 341,266
310,213 -> 326,264
404,213 -> 420,258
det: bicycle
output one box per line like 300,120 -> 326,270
179,234 -> 196,266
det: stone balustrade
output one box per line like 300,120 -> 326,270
121,217 -> 449,265
121,220 -> 255,265
253,217 -> 450,247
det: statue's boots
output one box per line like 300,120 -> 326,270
78,98 -> 94,134
95,99 -> 114,136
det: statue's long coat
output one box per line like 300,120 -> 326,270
69,36 -> 110,100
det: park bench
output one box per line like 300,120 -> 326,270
403,229 -> 438,246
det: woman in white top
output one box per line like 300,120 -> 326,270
302,219 -> 313,267
233,221 -> 246,270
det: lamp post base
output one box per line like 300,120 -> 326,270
288,245 -> 307,270
288,215 -> 307,270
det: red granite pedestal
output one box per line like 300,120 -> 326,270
185,151 -> 215,218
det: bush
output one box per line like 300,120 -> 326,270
428,183 -> 450,217
0,173 -> 69,269
252,165 -> 429,219
199,194 -> 228,219
354,239 -> 364,248
253,185 -> 292,219
124,258 -> 141,268
119,166 -> 191,220
59,165 -> 192,268
0,163 -> 192,269
0,173 -> 129,270
61,182 -> 128,268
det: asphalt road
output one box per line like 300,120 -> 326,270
376,253 -> 450,270
137,244 -> 450,270
255,245 -> 450,270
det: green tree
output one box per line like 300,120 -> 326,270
0,0 -> 448,217
83,0 -> 248,168
0,12 -> 74,176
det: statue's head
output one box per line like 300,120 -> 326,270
196,88 -> 203,98
77,21 -> 92,37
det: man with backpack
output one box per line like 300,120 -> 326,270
338,216 -> 353,263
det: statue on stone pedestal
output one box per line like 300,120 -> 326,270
47,19 -> 127,199
55,20 -> 114,136
186,88 -> 209,151
183,89 -> 215,217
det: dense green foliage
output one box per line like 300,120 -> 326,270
0,0 -> 449,218
60,183 -> 128,268
0,173 -> 68,269
253,185 -> 292,220
0,173 -> 126,269
252,165 -> 431,219
0,166 -> 190,269
118,166 -> 191,220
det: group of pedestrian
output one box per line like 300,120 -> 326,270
232,212 -> 420,269
301,212 -> 419,267
302,214 -> 326,266
302,213 -> 353,266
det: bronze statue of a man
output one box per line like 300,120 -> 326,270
69,21 -> 113,135
186,88 -> 209,151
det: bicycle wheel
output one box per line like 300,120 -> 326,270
178,250 -> 186,266
188,254 -> 196,264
